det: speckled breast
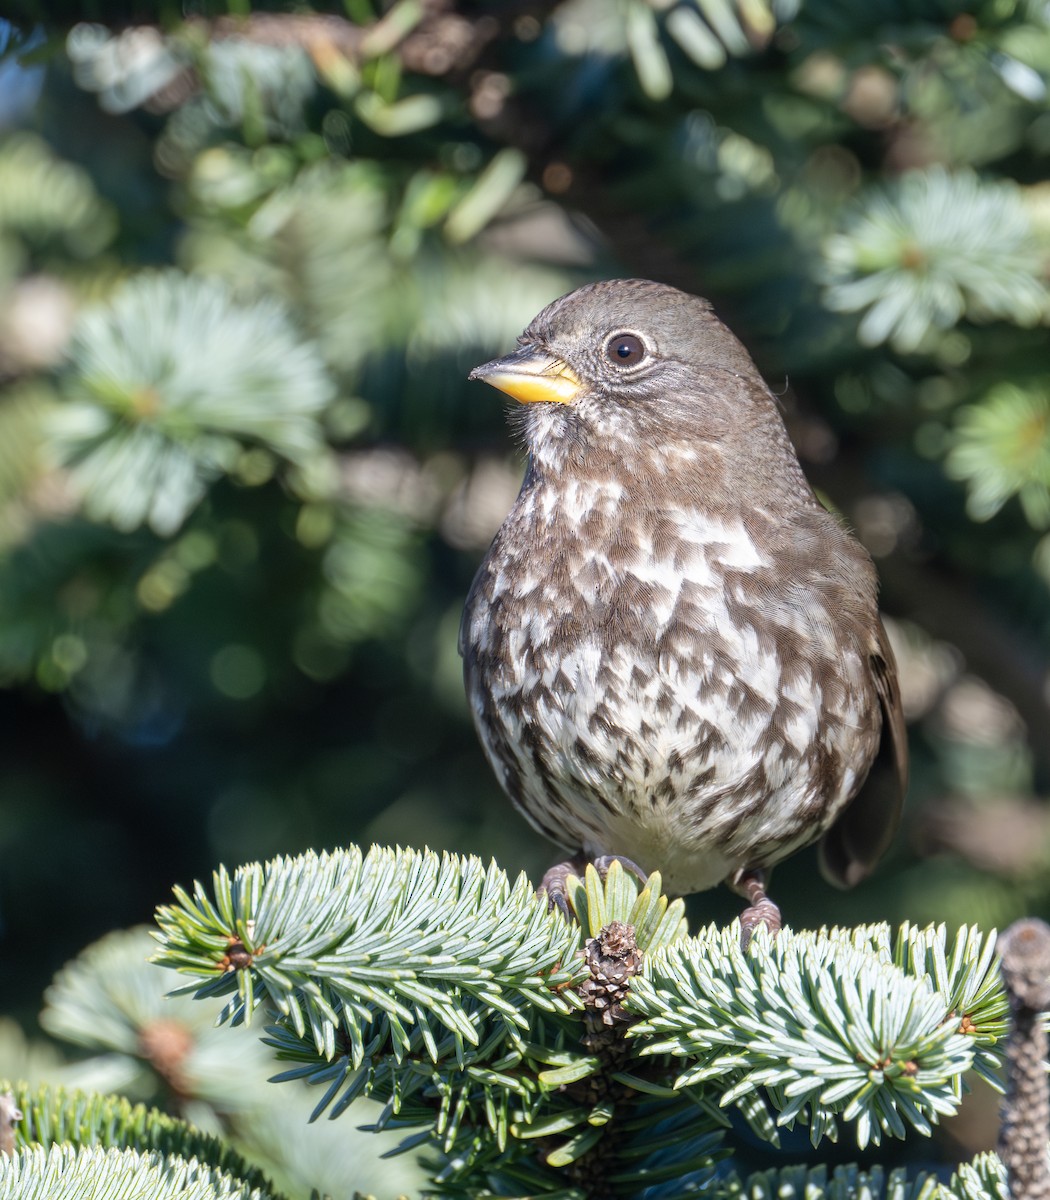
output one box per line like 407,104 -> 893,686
462,494 -> 883,894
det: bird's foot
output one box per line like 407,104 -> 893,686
539,854 -> 650,920
735,869 -> 782,951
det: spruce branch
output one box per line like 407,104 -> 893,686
1,1080 -> 275,1192
154,846 -> 586,1060
627,920 -> 1006,1148
721,1161 -> 939,1200
945,383 -> 1050,529
563,865 -> 688,951
65,8 -> 494,122
0,135 -> 117,263
1,1083 -> 1015,1200
718,1153 -> 1008,1200
66,24 -> 187,115
550,0 -> 784,101
39,927 -> 286,1112
52,271 -> 335,536
155,857 -> 726,1195
821,168 -> 1048,352
152,852 -> 1015,1196
951,1153 -> 1009,1200
187,155 -> 576,388
67,22 -> 317,135
34,925 -> 426,1199
0,1144 -> 276,1200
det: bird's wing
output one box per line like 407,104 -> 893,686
818,619 -> 908,889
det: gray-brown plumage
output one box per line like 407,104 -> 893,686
460,279 -> 907,937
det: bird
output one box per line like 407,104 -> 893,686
460,279 -> 907,941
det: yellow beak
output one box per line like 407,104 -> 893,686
469,345 -> 582,405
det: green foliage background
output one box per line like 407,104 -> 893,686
1,0 -> 1049,1188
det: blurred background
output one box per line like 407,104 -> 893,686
0,0 -> 1048,1188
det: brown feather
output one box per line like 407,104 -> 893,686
819,623 -> 908,888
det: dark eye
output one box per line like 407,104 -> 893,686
605,333 -> 645,367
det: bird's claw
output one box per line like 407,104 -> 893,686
739,897 -> 781,950
538,856 -> 589,919
538,854 -> 651,921
735,867 -> 782,950
592,854 -> 649,887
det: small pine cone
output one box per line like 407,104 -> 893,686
579,921 -> 644,1058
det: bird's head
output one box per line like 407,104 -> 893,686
468,278 -> 761,437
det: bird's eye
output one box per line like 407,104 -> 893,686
605,333 -> 645,367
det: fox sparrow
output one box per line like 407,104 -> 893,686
461,279 -> 907,939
